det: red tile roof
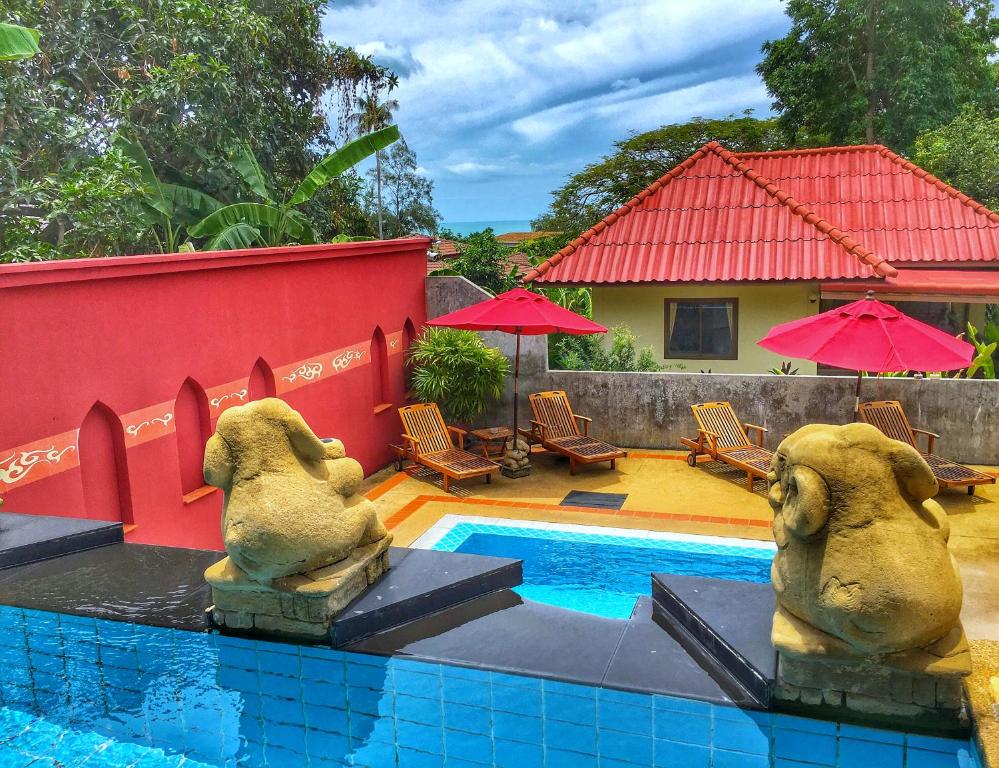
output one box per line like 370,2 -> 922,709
432,239 -> 461,258
496,231 -> 559,245
525,143 -> 999,285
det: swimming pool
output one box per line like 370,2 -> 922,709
417,518 -> 776,619
0,605 -> 980,768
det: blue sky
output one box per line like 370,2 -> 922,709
323,1 -> 791,224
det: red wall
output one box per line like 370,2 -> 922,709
0,239 -> 429,550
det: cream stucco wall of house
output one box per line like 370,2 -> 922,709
591,283 -> 821,374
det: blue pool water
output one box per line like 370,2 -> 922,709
0,606 -> 980,767
430,523 -> 775,619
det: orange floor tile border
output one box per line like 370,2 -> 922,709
363,470 -> 410,501
383,492 -> 773,532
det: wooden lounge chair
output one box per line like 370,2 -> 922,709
859,400 -> 995,495
679,402 -> 772,492
527,390 -> 626,474
398,403 -> 499,493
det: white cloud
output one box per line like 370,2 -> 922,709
322,0 -> 789,219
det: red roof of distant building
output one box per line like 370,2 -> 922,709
525,143 -> 999,285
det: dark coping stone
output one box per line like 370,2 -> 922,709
0,543 -> 220,630
652,573 -> 777,707
560,490 -> 628,510
331,547 -> 522,647
0,512 -> 123,569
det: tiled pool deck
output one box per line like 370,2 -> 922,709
0,606 -> 983,768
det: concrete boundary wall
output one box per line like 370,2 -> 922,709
426,277 -> 999,465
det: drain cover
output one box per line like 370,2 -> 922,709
560,491 -> 628,510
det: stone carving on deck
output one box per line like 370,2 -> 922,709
768,423 -> 970,726
203,398 -> 391,640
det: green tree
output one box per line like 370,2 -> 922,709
912,106 -> 999,210
1,0 -> 392,260
365,139 -> 440,237
758,0 -> 999,150
348,84 -> 400,238
189,126 -> 400,249
442,229 -> 519,294
533,114 -> 785,233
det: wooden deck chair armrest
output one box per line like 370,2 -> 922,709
401,434 -> 422,457
911,427 -> 938,454
743,423 -> 767,447
574,414 -> 592,435
446,425 -> 467,448
530,419 -> 549,439
697,428 -> 721,453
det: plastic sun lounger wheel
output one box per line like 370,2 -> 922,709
687,453 -> 697,467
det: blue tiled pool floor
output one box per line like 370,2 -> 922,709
428,522 -> 774,618
0,605 -> 980,768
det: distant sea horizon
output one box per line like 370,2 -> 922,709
440,219 -> 534,237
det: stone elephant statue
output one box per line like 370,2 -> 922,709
204,398 -> 389,581
768,422 -> 962,655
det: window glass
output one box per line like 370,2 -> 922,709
665,299 -> 737,359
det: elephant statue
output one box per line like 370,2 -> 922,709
768,422 -> 962,655
203,398 -> 389,581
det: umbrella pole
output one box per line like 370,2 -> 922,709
512,332 -> 521,451
854,371 -> 862,420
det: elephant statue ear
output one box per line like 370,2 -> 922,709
781,464 -> 830,537
284,408 -> 326,462
886,443 -> 938,502
204,433 -> 235,490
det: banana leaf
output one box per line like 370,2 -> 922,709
0,23 -> 40,61
205,224 -> 262,251
288,125 -> 400,206
230,142 -> 274,203
162,183 -> 222,221
189,203 -> 297,239
114,135 -> 171,217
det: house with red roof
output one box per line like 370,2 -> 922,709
524,142 -> 999,374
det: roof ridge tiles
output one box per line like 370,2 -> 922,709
524,141 -> 897,284
735,144 -> 886,158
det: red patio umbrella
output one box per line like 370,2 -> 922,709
427,287 -> 606,444
758,291 -> 974,414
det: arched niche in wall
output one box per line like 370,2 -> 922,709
175,377 -> 212,495
248,357 -> 276,401
79,401 -> 134,523
403,318 -> 418,359
370,326 -> 391,412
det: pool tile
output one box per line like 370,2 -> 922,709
397,693 -> 443,726
304,703 -> 350,735
712,716 -> 771,755
345,660 -> 392,691
653,709 -> 711,745
493,711 -> 541,744
257,672 -> 301,701
543,719 -> 597,754
443,676 -> 491,708
348,712 -> 395,745
545,690 -> 596,725
303,679 -> 349,710
491,682 -> 541,716
839,737 -> 904,768
906,735 -> 967,754
442,701 -> 491,735
774,727 -> 837,765
599,698 -> 653,735
545,747 -> 598,768
906,747 -> 974,768
775,713 -> 839,736
302,656 -> 346,684
349,738 -> 398,767
839,724 -> 904,745
397,747 -> 444,768
444,728 -> 492,764
712,747 -> 770,768
542,678 -> 596,700
653,739 -> 710,768
257,648 -> 301,678
305,728 -> 349,758
441,664 -> 491,683
217,665 -> 257,692
259,695 -> 306,726
490,671 -> 541,690
494,738 -> 543,768
395,669 -> 442,700
600,729 -> 653,765
347,685 -> 393,717
396,720 -> 443,755
653,694 -> 712,716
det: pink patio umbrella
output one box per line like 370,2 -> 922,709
427,287 -> 606,443
758,291 -> 975,415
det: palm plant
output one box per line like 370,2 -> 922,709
114,135 -> 222,253
409,328 -> 509,424
0,22 -> 41,60
347,90 -> 399,239
189,125 -> 400,249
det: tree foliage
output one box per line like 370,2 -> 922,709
532,114 -> 785,233
912,106 -> 999,210
757,0 -> 998,150
364,139 -> 440,237
1,0 -> 393,261
442,229 -> 519,295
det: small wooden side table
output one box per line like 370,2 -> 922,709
470,427 -> 513,460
